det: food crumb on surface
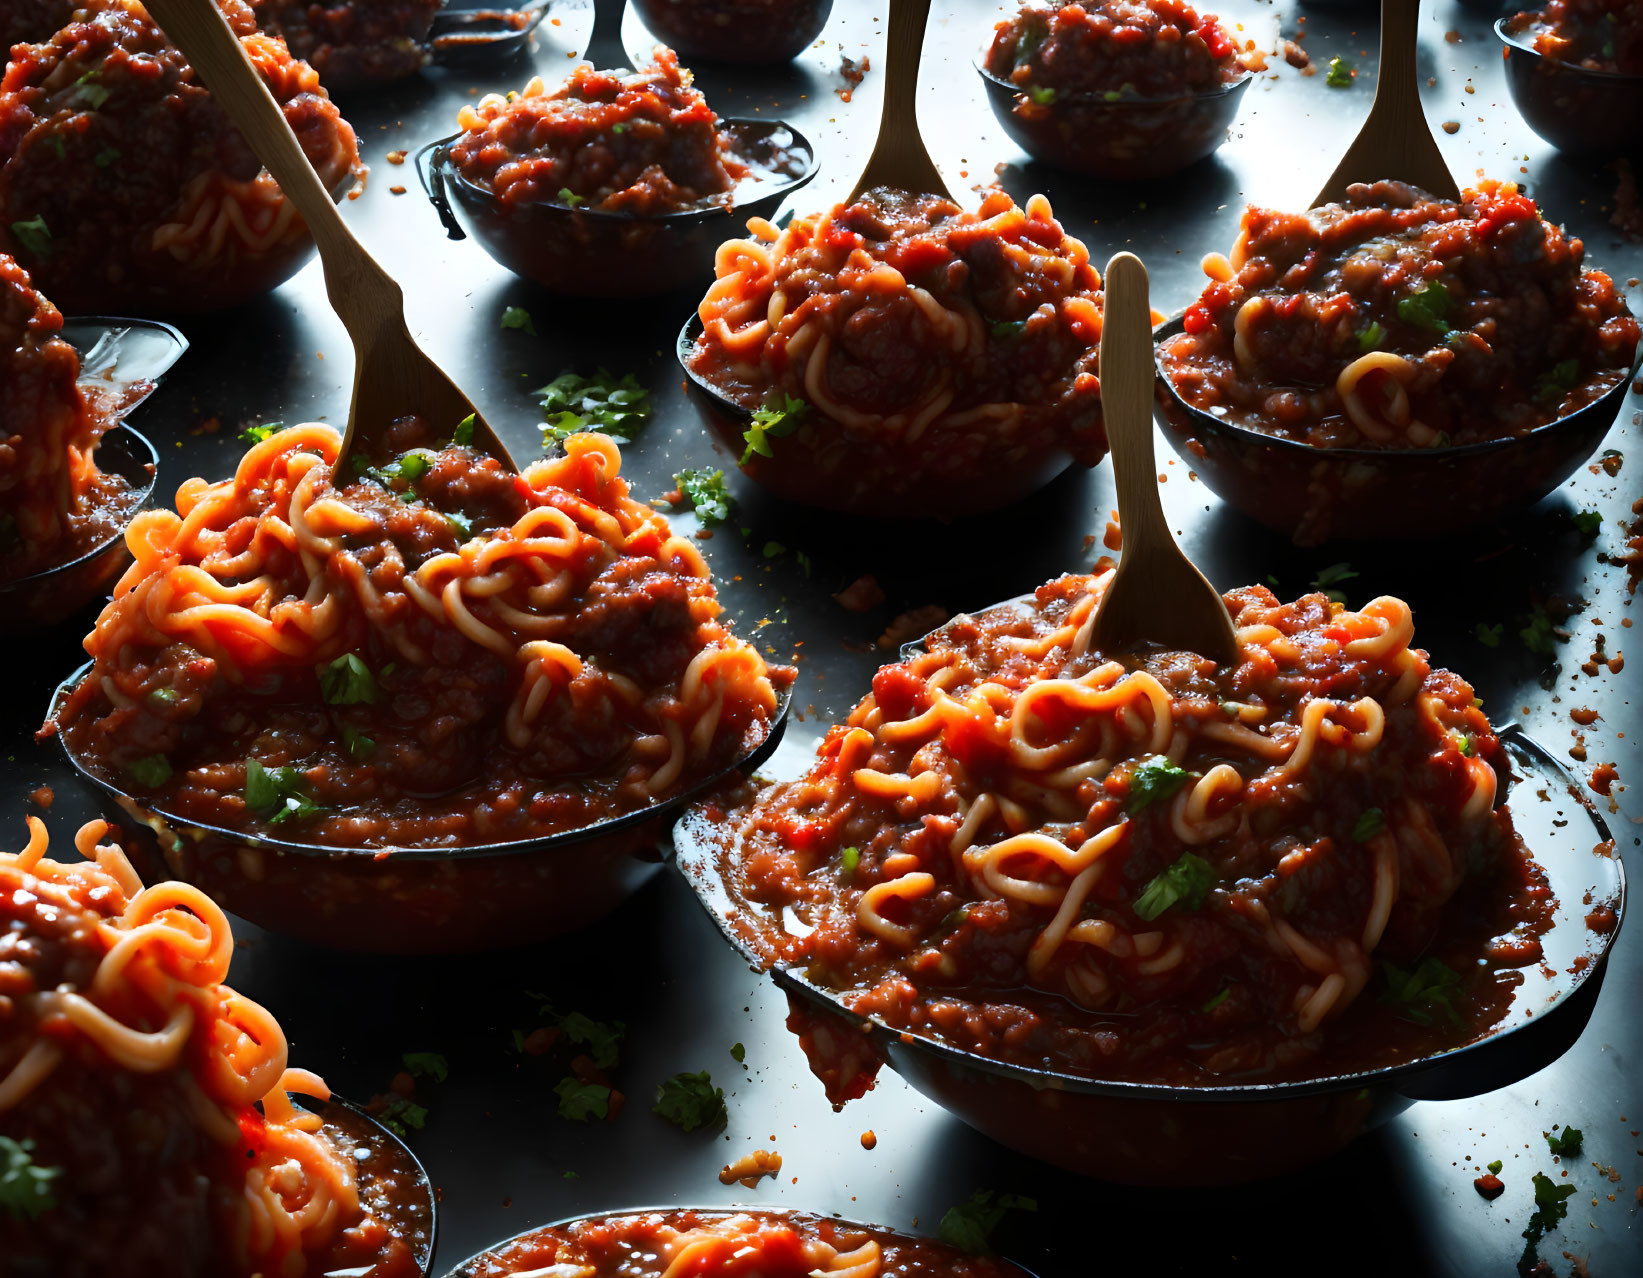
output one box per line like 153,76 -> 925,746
387,149 -> 407,164
27,785 -> 52,809
720,1149 -> 782,1188
1474,1173 -> 1505,1198
1442,120 -> 1460,134
860,1130 -> 877,1150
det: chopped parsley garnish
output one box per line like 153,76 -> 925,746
1532,358 -> 1581,406
10,216 -> 52,259
125,754 -> 172,789
365,451 -> 433,490
1545,1126 -> 1583,1157
1475,622 -> 1503,648
244,759 -> 325,825
451,414 -> 476,447
341,724 -> 376,760
238,420 -> 287,445
670,468 -> 736,525
77,83 -> 110,109
445,511 -> 473,541
1570,508 -> 1602,540
1356,320 -> 1385,352
840,845 -> 861,877
377,1095 -> 427,1138
555,1009 -> 625,1070
1395,281 -> 1454,337
1132,852 -> 1214,921
1487,1159 -> 1503,1175
762,540 -> 786,559
1352,808 -> 1385,842
0,1136 -> 61,1221
554,1077 -> 611,1121
1519,605 -> 1558,658
319,653 -> 379,705
501,306 -> 536,336
1027,85 -> 1056,106
1326,56 -> 1354,87
1522,1171 -> 1577,1249
1311,561 -> 1358,603
730,1042 -> 746,1063
1379,957 -> 1463,1026
1126,755 -> 1192,814
148,687 -> 180,706
538,369 -> 650,445
741,393 -> 810,464
990,319 -> 1027,339
94,145 -> 120,168
403,1052 -> 448,1083
652,1070 -> 726,1132
557,187 -> 586,208
1201,988 -> 1230,1013
1454,731 -> 1475,757
937,1190 -> 1038,1254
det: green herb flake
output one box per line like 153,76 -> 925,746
1475,622 -> 1503,648
10,216 -> 52,259
244,759 -> 325,825
762,541 -> 786,559
937,1190 -> 1038,1255
990,319 -> 1027,339
1201,988 -> 1230,1013
652,1070 -> 727,1132
1027,84 -> 1057,106
730,1042 -> 746,1063
402,1052 -> 448,1083
1570,509 -> 1602,540
125,754 -> 172,789
239,421 -> 291,445
0,1136 -> 61,1221
563,1169 -> 580,1178
341,724 -> 376,760
1545,1126 -> 1583,1157
1487,1159 -> 1503,1174
840,845 -> 861,876
1454,731 -> 1475,757
501,306 -> 536,336
1522,1171 -> 1577,1248
1352,808 -> 1385,842
741,393 -> 811,465
1532,358 -> 1581,407
556,1010 -> 625,1070
147,687 -> 180,706
1311,562 -> 1358,604
319,653 -> 379,706
538,369 -> 651,446
378,1094 -> 428,1138
671,468 -> 736,525
445,511 -> 473,541
451,414 -> 475,447
1356,320 -> 1385,352
94,145 -> 120,168
1519,605 -> 1558,658
554,1077 -> 611,1122
1326,56 -> 1354,87
1132,852 -> 1215,921
1395,281 -> 1454,336
1379,957 -> 1463,1026
557,187 -> 587,208
1126,755 -> 1192,815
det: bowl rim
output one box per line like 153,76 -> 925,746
439,1203 -> 1037,1278
674,720 -> 1625,1106
417,115 -> 820,229
298,1091 -> 440,1278
1494,16 -> 1643,84
972,51 -> 1256,107
46,660 -> 794,863
1152,311 -> 1643,463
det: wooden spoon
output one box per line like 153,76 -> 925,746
1313,0 -> 1460,207
849,0 -> 953,201
1087,253 -> 1237,666
143,0 -> 515,476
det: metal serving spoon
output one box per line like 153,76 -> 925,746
1087,253 -> 1237,665
849,0 -> 952,201
143,0 -> 516,476
1313,0 -> 1460,207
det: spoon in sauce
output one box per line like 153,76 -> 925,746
143,0 -> 516,477
1088,252 -> 1237,665
849,0 -> 952,201
1312,0 -> 1460,207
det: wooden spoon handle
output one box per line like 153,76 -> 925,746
878,0 -> 933,160
1098,253 -> 1169,566
1367,0 -> 1423,138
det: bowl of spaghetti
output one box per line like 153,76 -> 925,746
42,418 -> 792,953
448,1206 -> 1032,1278
0,255 -> 187,633
1496,7 -> 1643,156
0,815 -> 437,1275
674,571 -> 1624,1185
628,0 -> 836,64
679,187 -> 1111,518
974,1 -> 1258,181
416,48 -> 817,298
0,0 -> 366,316
1154,179 -> 1642,544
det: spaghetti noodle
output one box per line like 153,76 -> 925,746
49,418 -> 787,849
1159,180 -> 1639,449
702,572 -> 1553,1099
0,816 -> 427,1276
0,0 -> 365,314
459,1208 -> 1027,1278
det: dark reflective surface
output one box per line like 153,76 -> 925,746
1,2 -> 1639,1275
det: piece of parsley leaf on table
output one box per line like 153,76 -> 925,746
538,370 -> 650,446
0,1136 -> 60,1221
652,1071 -> 726,1132
937,1190 -> 1038,1254
554,1078 -> 611,1122
669,469 -> 735,525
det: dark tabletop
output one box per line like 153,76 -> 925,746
3,1 -> 1640,1274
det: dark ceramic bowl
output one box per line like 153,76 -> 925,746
46,667 -> 792,954
629,0 -> 834,64
1152,314 -> 1643,545
429,0 -> 553,68
299,1092 -> 439,1275
676,314 -> 1087,518
1496,18 -> 1643,157
444,1205 -> 1034,1278
0,316 -> 186,634
974,57 -> 1251,180
674,718 -> 1623,1187
416,120 -> 817,298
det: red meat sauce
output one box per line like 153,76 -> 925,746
0,863 -> 427,1278
459,1209 -> 1028,1278
0,252 -> 138,583
1506,0 -> 1643,75
1161,180 -> 1640,449
984,0 -> 1256,100
0,0 -> 363,312
703,573 -> 1555,1098
450,46 -> 751,215
246,0 -> 444,90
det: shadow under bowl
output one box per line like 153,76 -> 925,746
974,58 -> 1251,181
443,1204 -> 1034,1278
416,119 -> 817,298
46,667 -> 792,954
675,314 -> 1082,518
1496,19 -> 1643,157
673,722 -> 1623,1186
628,0 -> 834,64
1152,315 -> 1641,545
